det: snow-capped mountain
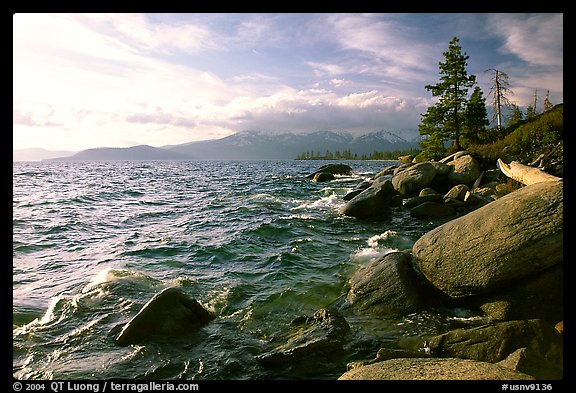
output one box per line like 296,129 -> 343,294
166,130 -> 420,159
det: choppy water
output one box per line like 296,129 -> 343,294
13,160 -> 483,380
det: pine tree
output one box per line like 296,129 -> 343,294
526,105 -> 537,120
543,90 -> 553,112
462,86 -> 490,145
506,104 -> 524,128
419,37 -> 477,153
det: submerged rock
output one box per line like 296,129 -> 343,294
312,172 -> 335,182
114,287 -> 214,346
257,308 -> 350,374
307,164 -> 354,179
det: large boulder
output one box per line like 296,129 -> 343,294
412,180 -> 563,298
392,162 -> 437,196
345,251 -> 441,316
114,287 -> 214,346
340,177 -> 398,220
338,357 -> 534,380
447,154 -> 481,186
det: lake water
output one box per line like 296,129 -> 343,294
13,159 -> 481,380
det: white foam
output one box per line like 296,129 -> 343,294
351,246 -> 396,263
293,192 -> 342,210
351,230 -> 415,264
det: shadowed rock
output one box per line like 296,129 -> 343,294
427,319 -> 563,373
114,287 -> 214,346
346,251 -> 441,316
306,163 -> 354,179
340,177 -> 398,220
338,357 -> 534,380
257,308 -> 350,374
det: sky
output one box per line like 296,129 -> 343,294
13,13 -> 563,151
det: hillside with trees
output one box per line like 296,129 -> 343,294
415,36 -> 562,177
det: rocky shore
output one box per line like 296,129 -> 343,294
301,152 -> 563,380
110,152 -> 563,380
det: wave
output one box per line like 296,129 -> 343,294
351,230 -> 415,263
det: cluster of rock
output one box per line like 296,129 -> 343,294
339,151 -> 508,221
304,152 -> 564,380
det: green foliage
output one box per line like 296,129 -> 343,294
462,86 -> 490,146
467,104 -> 563,163
419,37 -> 479,152
418,133 -> 446,161
295,147 -> 420,161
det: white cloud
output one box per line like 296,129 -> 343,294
326,14 -> 438,76
13,13 -> 563,150
488,13 -> 563,67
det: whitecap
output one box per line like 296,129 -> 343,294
292,192 -> 343,210
351,246 -> 397,264
351,230 -> 414,264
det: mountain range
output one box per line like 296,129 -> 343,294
13,130 -> 421,161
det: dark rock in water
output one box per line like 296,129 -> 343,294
114,287 -> 214,346
312,172 -> 335,182
373,165 -> 398,179
340,177 -> 398,220
306,163 -> 353,179
343,180 -> 372,201
343,188 -> 364,201
257,308 -> 350,374
346,251 -> 441,316
402,194 -> 444,208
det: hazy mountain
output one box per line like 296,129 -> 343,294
17,130 -> 421,161
13,148 -> 77,162
48,145 -> 192,161
165,130 -> 420,160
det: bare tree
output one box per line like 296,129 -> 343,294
485,68 -> 513,132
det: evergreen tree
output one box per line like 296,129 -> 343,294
462,86 -> 490,145
418,132 -> 446,160
543,90 -> 553,112
506,104 -> 524,128
526,105 -> 537,120
419,37 -> 477,153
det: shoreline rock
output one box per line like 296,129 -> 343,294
302,156 -> 564,380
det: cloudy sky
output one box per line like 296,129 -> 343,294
13,13 -> 563,151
